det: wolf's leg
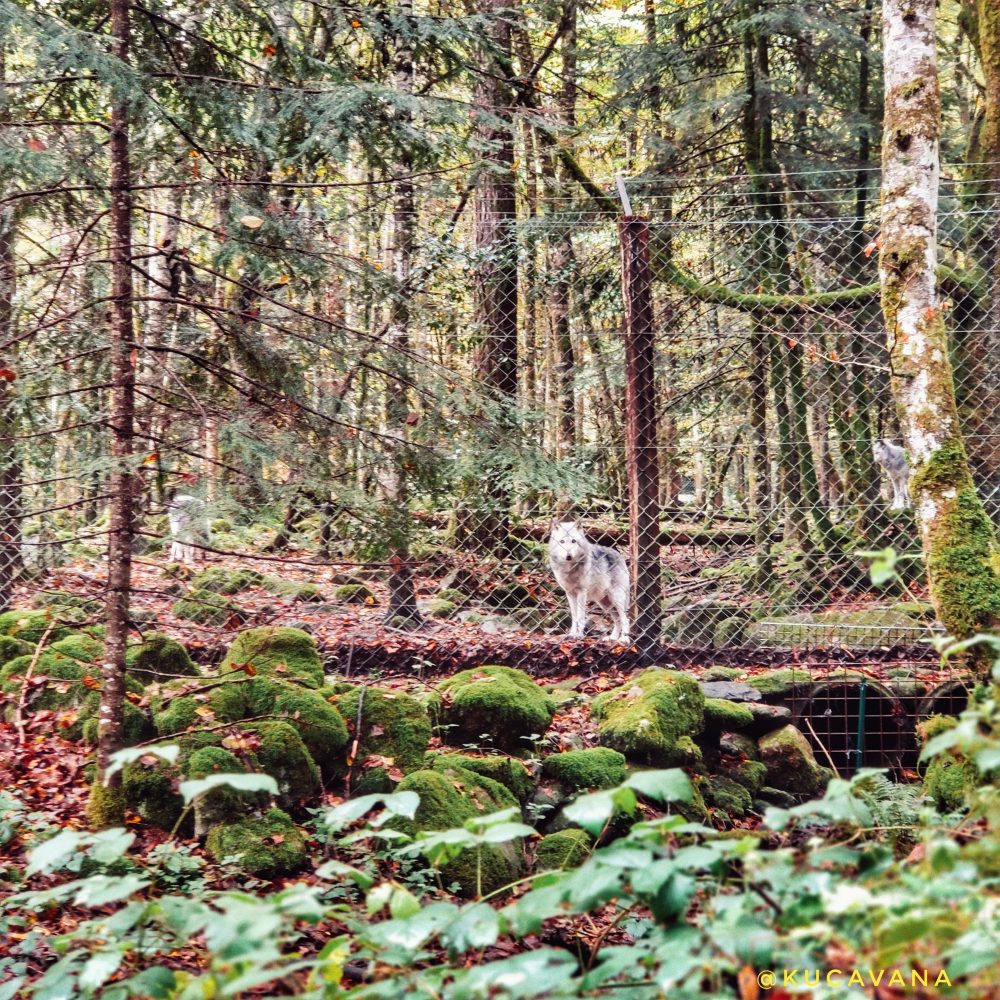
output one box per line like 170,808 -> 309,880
613,591 -> 630,643
566,591 -> 583,638
571,591 -> 589,638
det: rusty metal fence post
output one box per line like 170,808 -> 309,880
619,214 -> 662,652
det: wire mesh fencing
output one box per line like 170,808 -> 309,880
1,165 -> 997,683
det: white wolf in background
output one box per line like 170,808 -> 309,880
873,439 -> 911,510
548,520 -> 631,641
167,494 -> 210,564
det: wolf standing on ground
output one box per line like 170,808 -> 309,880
548,520 -> 631,642
872,439 -> 911,510
166,494 -> 211,564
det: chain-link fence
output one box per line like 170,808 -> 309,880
3,166 -> 997,669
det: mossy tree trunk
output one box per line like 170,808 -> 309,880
879,0 -> 1000,646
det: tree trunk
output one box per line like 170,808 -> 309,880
879,0 -> 1000,649
383,0 -> 422,626
90,0 -> 136,828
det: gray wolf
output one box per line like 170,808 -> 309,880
873,439 -> 911,510
548,520 -> 631,641
166,494 -> 210,564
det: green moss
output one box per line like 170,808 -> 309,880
221,626 -> 324,688
436,588 -> 469,606
86,781 -> 126,830
426,599 -> 459,619
205,808 -> 307,878
0,653 -> 100,731
541,748 -> 627,791
924,755 -> 978,812
701,665 -> 743,682
428,754 -> 534,803
724,759 -> 768,795
49,634 -> 103,664
703,698 -> 755,731
393,764 -> 521,897
433,666 -> 556,754
192,567 -> 264,595
185,746 -> 256,837
745,668 -> 812,697
536,829 -> 591,870
153,695 -> 200,736
333,583 -> 373,604
483,582 -> 537,611
758,725 -> 830,798
0,609 -> 73,643
238,677 -> 348,777
0,636 -> 31,666
916,714 -> 958,745
32,590 -> 103,614
909,452 -> 1000,642
81,699 -> 152,748
251,721 -> 320,810
334,686 -> 430,791
126,634 -> 197,683
702,774 -> 753,818
590,670 -> 705,765
259,576 -> 325,603
123,759 -> 185,831
172,589 -> 242,626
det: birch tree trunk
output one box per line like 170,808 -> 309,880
879,0 -> 1000,646
89,0 -> 136,827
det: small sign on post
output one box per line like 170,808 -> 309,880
618,203 -> 662,653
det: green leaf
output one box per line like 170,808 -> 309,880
562,790 -> 616,834
27,829 -> 87,876
449,948 -> 578,998
624,768 -> 693,803
389,886 -> 421,919
315,859 -> 374,888
117,967 -> 176,999
178,772 -> 278,803
73,875 -> 150,907
79,950 -> 124,991
324,790 -> 420,832
442,902 -> 500,955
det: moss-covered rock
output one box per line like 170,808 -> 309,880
745,668 -> 812,698
0,608 -> 73,643
748,610 -> 926,649
260,576 -> 325,603
758,725 -> 831,799
483,582 -> 537,611
426,599 -> 459,619
428,754 -> 534,803
722,759 -> 768,796
0,635 -> 31,666
333,583 -> 373,604
436,588 -> 470,606
205,808 -> 307,877
31,590 -> 103,614
333,686 -> 430,793
590,669 -> 705,765
916,714 -> 958,745
1,651 -> 102,735
152,693 -> 201,737
393,764 -> 522,897
220,626 -> 325,687
185,746 -> 255,838
702,774 -> 754,818
701,665 -> 744,682
433,666 -> 556,754
125,633 -> 198,683
191,567 -> 264,595
172,589 -> 243,626
233,677 -> 347,778
250,721 -> 320,811
924,754 -> 978,812
536,829 -> 591,870
49,633 -> 103,664
81,699 -> 152,748
703,698 -> 754,731
122,758 -> 184,831
541,748 -> 627,791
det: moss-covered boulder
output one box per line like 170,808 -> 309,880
1,650 -> 103,735
48,633 -> 103,664
433,665 -> 556,754
205,808 -> 307,878
748,610 -> 925,649
0,635 -> 31,666
250,721 -> 321,811
185,746 -> 256,838
220,626 -> 324,687
702,774 -> 754,818
333,583 -> 373,604
483,582 -> 537,611
428,754 -> 534,803
206,675 -> 347,778
122,757 -> 184,831
393,763 -> 522,897
425,599 -> 459,620
125,633 -> 198,683
333,686 -> 431,793
172,589 -> 243,626
722,759 -> 768,796
192,567 -> 264,595
917,715 -> 977,812
81,698 -> 152,748
703,698 -> 754,732
590,670 -> 705,766
0,609 -> 73,643
745,668 -> 813,699
758,725 -> 831,799
260,575 -> 325,603
541,748 -> 627,792
536,829 -> 591,870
